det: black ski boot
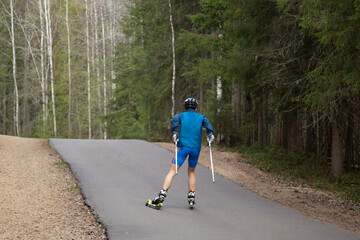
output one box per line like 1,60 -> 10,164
152,189 -> 167,204
188,191 -> 195,209
146,189 -> 167,210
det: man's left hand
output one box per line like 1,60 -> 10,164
207,134 -> 214,144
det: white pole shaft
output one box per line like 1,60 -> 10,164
175,143 -> 178,175
209,142 -> 215,183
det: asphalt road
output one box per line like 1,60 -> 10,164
50,139 -> 359,240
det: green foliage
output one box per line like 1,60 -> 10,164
187,0 -> 227,30
240,143 -> 360,203
300,0 -> 360,49
109,0 -> 174,140
299,0 -> 360,120
107,108 -> 147,139
31,118 -> 54,138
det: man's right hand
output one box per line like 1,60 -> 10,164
172,132 -> 179,144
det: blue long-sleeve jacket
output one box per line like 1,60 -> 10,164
171,109 -> 214,150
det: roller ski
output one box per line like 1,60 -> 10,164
188,191 -> 196,209
145,189 -> 167,210
145,199 -> 163,210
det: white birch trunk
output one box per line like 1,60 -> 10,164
101,2 -> 107,139
108,0 -> 116,100
85,0 -> 92,139
168,0 -> 176,117
39,0 -> 46,124
109,0 -> 115,82
66,0 -> 72,137
90,2 -> 95,75
44,0 -> 57,137
216,75 -> 222,141
10,0 -> 19,136
217,76 -> 222,101
2,78 -> 6,134
45,55 -> 49,122
94,0 -> 102,138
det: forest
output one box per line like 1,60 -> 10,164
1,0 -> 359,182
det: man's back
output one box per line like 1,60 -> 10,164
178,110 -> 204,150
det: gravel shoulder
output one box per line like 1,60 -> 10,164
0,135 -> 106,239
155,142 -> 360,235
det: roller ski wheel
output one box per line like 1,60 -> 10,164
188,191 -> 195,209
189,201 -> 195,210
145,199 -> 163,210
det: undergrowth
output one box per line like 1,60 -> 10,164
236,143 -> 360,204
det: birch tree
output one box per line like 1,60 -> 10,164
101,1 -> 107,139
108,0 -> 116,99
168,0 -> 176,118
93,0 -> 103,138
85,0 -> 92,139
38,0 -> 47,126
44,0 -> 56,136
10,0 -> 19,136
66,0 -> 72,137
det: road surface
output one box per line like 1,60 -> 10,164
50,139 -> 359,240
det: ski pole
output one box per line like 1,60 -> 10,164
209,142 -> 215,183
175,142 -> 178,175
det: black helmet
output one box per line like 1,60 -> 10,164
184,98 -> 198,109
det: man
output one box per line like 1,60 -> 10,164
151,98 -> 214,207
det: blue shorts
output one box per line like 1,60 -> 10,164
172,146 -> 200,168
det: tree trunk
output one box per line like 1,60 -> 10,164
45,54 -> 49,122
66,0 -> 72,138
93,0 -> 103,138
44,0 -> 57,137
169,0 -> 176,117
231,83 -> 240,145
258,95 -> 264,144
355,112 -> 360,172
90,1 -> 95,74
216,76 -> 222,141
331,119 -> 344,177
231,83 -> 240,129
85,0 -> 92,139
345,112 -> 354,172
76,96 -> 82,138
216,76 -> 222,101
10,0 -> 20,136
101,2 -> 107,139
38,0 -> 46,128
316,114 -> 320,154
23,35 -> 30,135
279,113 -> 283,147
2,78 -> 7,134
240,89 -> 247,145
108,0 -> 116,101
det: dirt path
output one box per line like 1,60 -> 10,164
155,142 -> 360,235
0,135 -> 106,239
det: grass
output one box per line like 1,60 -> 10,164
236,143 -> 360,204
54,159 -> 70,169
